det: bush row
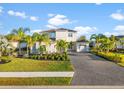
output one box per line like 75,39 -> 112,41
29,52 -> 70,61
92,51 -> 124,63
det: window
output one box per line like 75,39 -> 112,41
68,33 -> 73,37
50,32 -> 55,38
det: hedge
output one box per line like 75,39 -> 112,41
92,51 -> 124,63
29,52 -> 70,61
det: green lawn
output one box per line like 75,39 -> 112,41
0,77 -> 72,86
0,57 -> 73,71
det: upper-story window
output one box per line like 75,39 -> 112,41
49,32 -> 56,38
68,33 -> 73,37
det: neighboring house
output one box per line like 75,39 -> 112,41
116,35 -> 124,49
76,40 -> 89,52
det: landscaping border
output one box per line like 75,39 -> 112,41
0,72 -> 74,77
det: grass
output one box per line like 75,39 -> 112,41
0,77 -> 72,86
0,57 -> 73,72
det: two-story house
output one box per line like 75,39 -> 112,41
32,28 -> 77,53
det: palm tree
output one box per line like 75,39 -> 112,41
32,32 -> 40,42
109,35 -> 118,51
78,35 -> 86,41
119,37 -> 124,49
41,33 -> 50,45
36,33 -> 50,45
100,37 -> 112,53
11,27 -> 30,55
38,45 -> 46,55
25,35 -> 36,55
56,40 -> 68,53
90,34 -> 106,51
33,33 -> 50,54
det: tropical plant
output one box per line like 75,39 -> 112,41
25,35 -> 36,55
56,40 -> 68,53
109,35 -> 118,51
78,35 -> 86,41
100,37 -> 112,53
10,27 -> 30,55
37,33 -> 50,45
0,35 -> 13,56
33,33 -> 50,54
119,37 -> 124,49
38,45 -> 46,55
90,34 -> 106,51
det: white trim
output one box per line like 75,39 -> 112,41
0,72 -> 74,77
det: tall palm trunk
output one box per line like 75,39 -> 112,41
27,45 -> 29,55
18,42 -> 21,55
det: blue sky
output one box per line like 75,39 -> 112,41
0,3 -> 124,39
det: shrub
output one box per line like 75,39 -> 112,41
29,52 -> 70,61
93,51 -> 124,64
37,56 -> 41,60
0,57 -> 11,63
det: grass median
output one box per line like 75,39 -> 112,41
0,77 -> 72,86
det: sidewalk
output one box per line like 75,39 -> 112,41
0,72 -> 74,77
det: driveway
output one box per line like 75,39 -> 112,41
70,52 -> 124,85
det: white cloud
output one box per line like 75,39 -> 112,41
95,3 -> 102,5
8,10 -> 27,19
8,10 -> 39,21
110,10 -> 124,21
74,26 -> 97,36
48,14 -> 70,26
31,29 -> 42,33
104,32 -> 119,37
30,16 -> 39,21
8,10 -> 14,15
46,24 -> 57,29
114,25 -> 124,34
48,13 -> 55,17
0,6 -> 3,14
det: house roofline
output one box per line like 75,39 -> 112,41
40,28 -> 77,33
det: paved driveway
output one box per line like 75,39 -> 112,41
70,52 -> 124,85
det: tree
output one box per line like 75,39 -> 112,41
99,37 -> 112,53
25,35 -> 36,55
56,40 -> 68,53
90,34 -> 106,51
38,45 -> 46,55
10,27 -> 30,55
36,33 -> 50,46
78,35 -> 86,41
0,35 -> 12,56
119,37 -> 124,49
109,35 -> 118,51
33,33 -> 50,54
